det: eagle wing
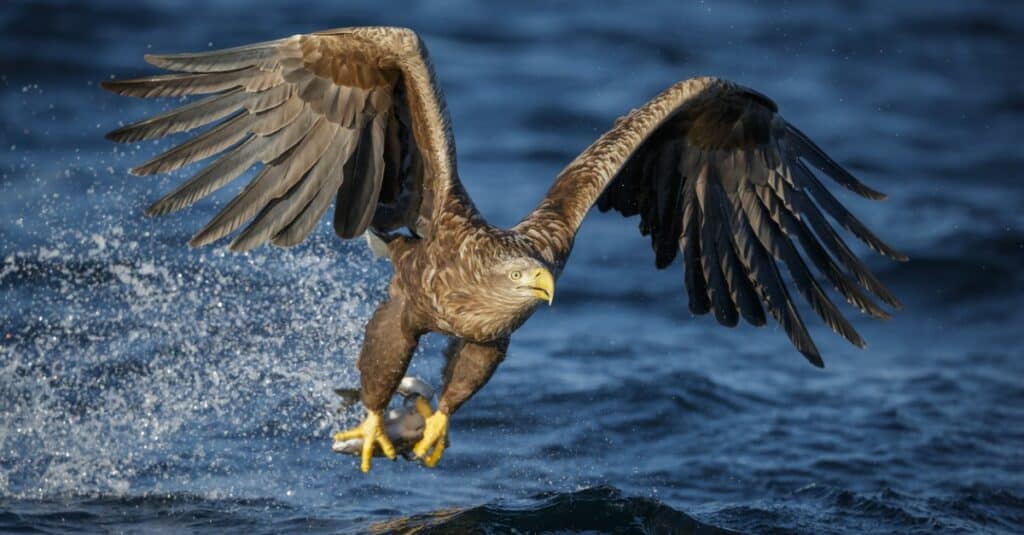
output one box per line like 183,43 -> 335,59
517,77 -> 905,366
103,26 -> 461,250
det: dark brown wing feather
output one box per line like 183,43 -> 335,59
103,27 -> 464,251
521,77 -> 904,366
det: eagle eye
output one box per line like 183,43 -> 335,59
509,270 -> 522,281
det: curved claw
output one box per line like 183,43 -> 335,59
334,411 -> 396,473
412,411 -> 449,467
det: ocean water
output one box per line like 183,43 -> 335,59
1,0 -> 1022,533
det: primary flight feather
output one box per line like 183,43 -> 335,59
103,26 -> 904,472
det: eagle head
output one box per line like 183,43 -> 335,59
490,257 -> 556,308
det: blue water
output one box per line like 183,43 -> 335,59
2,1 -> 1022,533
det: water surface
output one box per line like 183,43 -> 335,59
1,1 -> 1022,532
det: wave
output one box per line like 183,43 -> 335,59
368,486 -> 736,535
3,483 -> 1020,534
0,487 -> 730,534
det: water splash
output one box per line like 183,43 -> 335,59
1,218 -> 386,498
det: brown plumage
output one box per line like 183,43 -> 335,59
103,27 -> 904,471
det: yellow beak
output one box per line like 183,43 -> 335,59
528,267 -> 555,306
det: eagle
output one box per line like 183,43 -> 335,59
102,27 -> 905,472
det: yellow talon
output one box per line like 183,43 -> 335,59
412,410 -> 449,466
414,397 -> 434,420
423,438 -> 445,468
334,410 -> 395,473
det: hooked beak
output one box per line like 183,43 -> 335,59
525,267 -> 555,306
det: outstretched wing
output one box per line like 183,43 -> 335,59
103,26 -> 463,251
517,77 -> 905,366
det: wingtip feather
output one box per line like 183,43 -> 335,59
804,350 -> 825,368
145,202 -> 173,218
793,326 -> 823,367
144,53 -> 186,71
187,233 -> 211,248
104,126 -> 134,143
100,79 -> 143,98
100,79 -> 125,95
227,238 -> 256,253
848,331 -> 867,349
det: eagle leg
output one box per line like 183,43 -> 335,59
340,296 -> 420,472
412,338 -> 510,467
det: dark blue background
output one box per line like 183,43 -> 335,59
1,1 -> 1022,532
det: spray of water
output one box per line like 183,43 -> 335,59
1,171 -> 387,499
